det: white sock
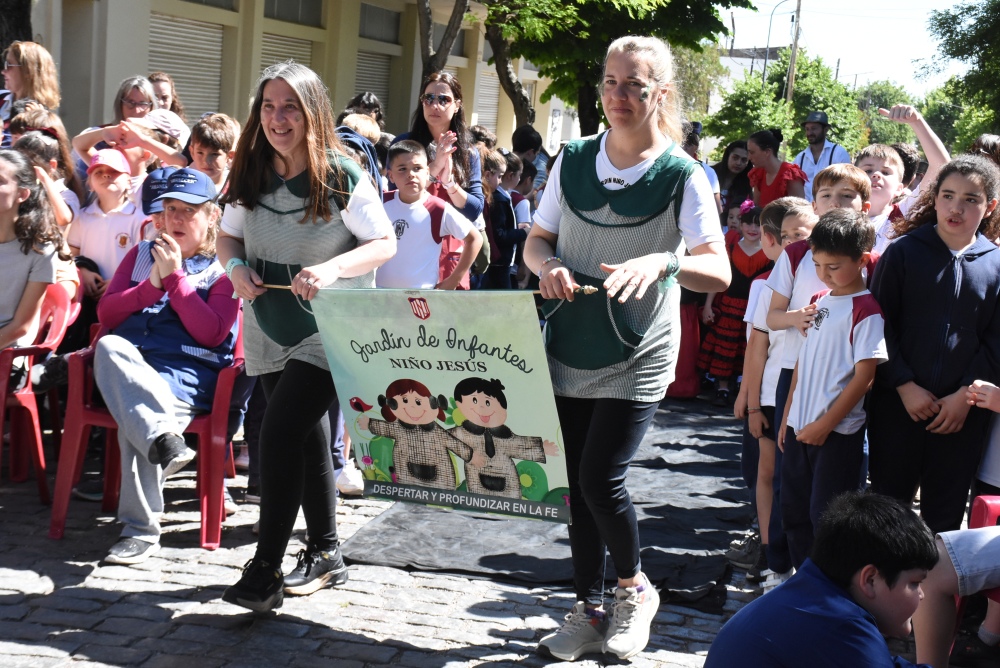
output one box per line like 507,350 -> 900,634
978,625 -> 1000,646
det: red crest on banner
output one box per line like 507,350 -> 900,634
408,297 -> 430,320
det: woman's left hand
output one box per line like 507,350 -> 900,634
151,233 -> 183,280
600,254 -> 667,303
293,264 -> 339,301
927,389 -> 973,434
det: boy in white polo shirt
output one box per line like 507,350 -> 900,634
778,209 -> 887,569
377,140 -> 482,290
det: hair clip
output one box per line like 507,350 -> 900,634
739,199 -> 756,215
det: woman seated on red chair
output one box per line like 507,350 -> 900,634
94,168 -> 238,565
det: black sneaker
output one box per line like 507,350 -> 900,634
222,558 -> 283,612
746,549 -> 771,584
105,537 -> 160,565
283,545 -> 349,596
726,531 -> 760,570
31,354 -> 69,393
148,433 -> 195,477
713,388 -> 731,407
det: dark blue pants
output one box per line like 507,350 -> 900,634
556,396 -> 659,605
868,385 -> 990,533
781,425 -> 866,568
766,367 -> 794,574
740,418 -> 759,512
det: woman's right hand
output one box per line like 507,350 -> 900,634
897,381 -> 940,422
80,267 -> 106,299
230,265 -> 266,301
539,264 -> 579,302
429,132 -> 457,181
701,304 -> 715,325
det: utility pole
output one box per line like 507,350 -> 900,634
785,0 -> 803,103
835,58 -> 840,81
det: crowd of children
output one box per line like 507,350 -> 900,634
6,31 -> 1000,665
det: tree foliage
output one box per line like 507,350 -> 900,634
928,0 -> 1000,133
764,49 -> 865,155
920,80 -> 963,152
702,71 -> 792,157
954,105 -> 997,154
856,80 -> 915,146
508,0 -> 754,136
673,42 -> 728,121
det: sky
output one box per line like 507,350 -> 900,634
724,0 -> 967,99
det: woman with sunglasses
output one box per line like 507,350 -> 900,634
525,36 -> 730,661
391,72 -> 486,288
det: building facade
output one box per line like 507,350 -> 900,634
32,0 -> 579,150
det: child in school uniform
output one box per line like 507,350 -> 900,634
188,113 -> 239,194
482,149 -> 528,290
763,163 -> 872,586
778,209 -> 887,567
376,140 -> 482,290
731,197 -> 814,583
868,154 -> 1000,535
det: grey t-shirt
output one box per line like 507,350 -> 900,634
1,238 -> 57,344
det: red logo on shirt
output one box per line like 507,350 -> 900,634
408,297 -> 430,320
116,233 -> 131,249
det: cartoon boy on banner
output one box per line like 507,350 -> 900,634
311,289 -> 570,523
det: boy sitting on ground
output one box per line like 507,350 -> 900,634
706,491 -> 939,667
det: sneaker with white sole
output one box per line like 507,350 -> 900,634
234,447 -> 250,471
760,568 -> 794,594
537,601 -> 607,661
336,460 -> 365,497
603,580 -> 661,659
105,537 -> 160,565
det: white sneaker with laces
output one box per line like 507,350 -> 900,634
537,601 -> 607,661
603,579 -> 660,659
760,568 -> 794,594
337,459 -> 365,496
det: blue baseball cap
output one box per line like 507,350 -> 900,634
141,166 -> 178,215
155,168 -> 218,207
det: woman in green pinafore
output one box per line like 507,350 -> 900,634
216,62 -> 396,612
525,36 -> 732,661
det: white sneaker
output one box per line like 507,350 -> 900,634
234,447 -> 250,472
337,460 -> 365,496
760,568 -> 794,594
603,580 -> 661,659
537,601 -> 607,661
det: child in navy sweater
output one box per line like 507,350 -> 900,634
869,154 -> 1000,534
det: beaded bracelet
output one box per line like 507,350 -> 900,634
748,407 -> 763,414
659,251 -> 680,282
538,256 -> 563,279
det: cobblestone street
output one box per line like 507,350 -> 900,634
0,444 -> 761,668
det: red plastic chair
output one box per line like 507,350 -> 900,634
49,314 -> 244,550
46,273 -> 85,439
0,284 -> 72,503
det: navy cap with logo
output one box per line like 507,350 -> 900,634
141,166 -> 179,215
155,168 -> 218,207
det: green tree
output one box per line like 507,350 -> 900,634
672,42 -> 728,121
481,0 -> 581,126
928,0 -> 1000,133
920,80 -> 963,152
764,49 -> 865,155
953,104 -> 997,153
856,80 -> 916,146
703,71 -> 792,157
510,0 -> 754,135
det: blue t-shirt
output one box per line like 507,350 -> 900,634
705,560 -> 926,668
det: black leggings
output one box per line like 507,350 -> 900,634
556,396 -> 659,605
255,359 -> 339,565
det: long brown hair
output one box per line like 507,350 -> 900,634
221,61 -> 347,223
147,71 -> 187,122
4,42 -> 60,108
893,155 -> 1000,242
409,71 -> 472,187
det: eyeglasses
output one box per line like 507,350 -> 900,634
123,99 -> 153,111
421,94 -> 454,107
3,62 -> 20,70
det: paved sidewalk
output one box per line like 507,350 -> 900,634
0,451 -> 757,667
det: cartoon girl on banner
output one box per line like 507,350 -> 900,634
357,378 -> 485,489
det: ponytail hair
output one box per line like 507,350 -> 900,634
749,128 -> 784,157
